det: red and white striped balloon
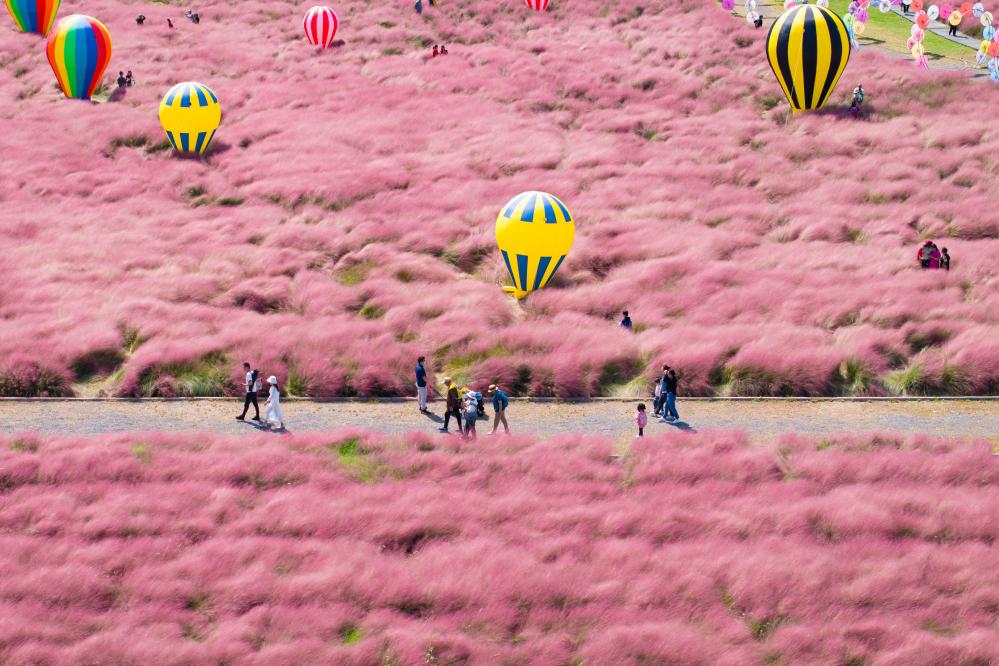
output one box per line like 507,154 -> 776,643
525,0 -> 551,10
303,5 -> 338,48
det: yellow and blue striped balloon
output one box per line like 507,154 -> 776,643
766,4 -> 851,113
495,191 -> 574,299
158,82 -> 221,156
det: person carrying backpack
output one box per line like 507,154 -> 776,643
236,362 -> 261,422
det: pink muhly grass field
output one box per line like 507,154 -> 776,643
1,0 -> 998,398
1,430 -> 999,664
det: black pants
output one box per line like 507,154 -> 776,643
240,392 -> 259,418
444,408 -> 463,432
949,24 -> 958,36
901,3 -> 909,12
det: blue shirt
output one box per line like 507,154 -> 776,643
492,390 -> 509,411
415,364 -> 427,387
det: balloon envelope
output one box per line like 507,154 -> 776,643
4,0 -> 60,35
303,5 -> 337,47
495,192 -> 573,299
766,4 -> 851,112
159,82 -> 222,156
525,0 -> 550,9
45,15 -> 111,99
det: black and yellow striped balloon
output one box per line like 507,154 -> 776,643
766,4 -> 851,113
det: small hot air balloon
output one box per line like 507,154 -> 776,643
158,82 -> 222,156
495,191 -> 573,299
4,0 -> 60,35
303,5 -> 338,48
46,15 -> 111,99
766,4 -> 851,113
526,0 -> 551,11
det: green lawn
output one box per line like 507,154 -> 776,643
826,0 -> 976,63
738,0 -> 978,66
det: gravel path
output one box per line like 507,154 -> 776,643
1,399 -> 996,444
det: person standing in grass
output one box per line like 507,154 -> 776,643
941,247 -> 951,270
264,376 -> 285,430
619,310 -> 633,330
236,362 -> 261,422
415,356 -> 429,413
636,403 -> 647,436
439,377 -> 463,434
488,384 -> 510,435
661,368 -> 680,423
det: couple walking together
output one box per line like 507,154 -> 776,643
235,362 -> 285,429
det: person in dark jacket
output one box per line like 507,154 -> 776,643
620,311 -> 633,330
660,368 -> 680,423
415,356 -> 429,412
439,377 -> 463,434
941,247 -> 951,271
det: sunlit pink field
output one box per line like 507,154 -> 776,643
2,430 -> 998,663
2,0 -> 998,397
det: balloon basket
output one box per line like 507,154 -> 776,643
502,286 -> 529,300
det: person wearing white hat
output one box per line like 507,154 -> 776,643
263,375 -> 285,430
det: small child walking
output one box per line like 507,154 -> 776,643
463,393 -> 478,441
636,403 -> 647,437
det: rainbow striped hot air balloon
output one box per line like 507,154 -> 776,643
766,4 -> 851,112
158,82 -> 222,156
45,15 -> 111,100
526,0 -> 551,10
303,5 -> 338,48
4,0 -> 60,35
495,191 -> 573,300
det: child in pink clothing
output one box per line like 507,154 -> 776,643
636,403 -> 647,437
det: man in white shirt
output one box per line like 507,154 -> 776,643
235,362 -> 261,422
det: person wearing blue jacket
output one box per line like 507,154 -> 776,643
415,356 -> 428,413
488,384 -> 510,435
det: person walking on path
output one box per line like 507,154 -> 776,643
264,376 -> 285,430
655,365 -> 670,417
661,368 -> 680,423
439,377 -> 463,434
236,362 -> 261,422
415,356 -> 429,412
619,311 -> 633,330
948,10 -> 961,35
636,403 -> 647,436
488,384 -> 510,435
463,392 -> 479,440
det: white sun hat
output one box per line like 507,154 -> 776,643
268,376 -> 278,385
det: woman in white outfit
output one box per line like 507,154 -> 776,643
264,375 -> 285,429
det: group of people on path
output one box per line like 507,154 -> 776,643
636,365 -> 681,436
116,71 -> 135,89
917,240 -> 951,269
235,362 -> 285,430
431,44 -> 449,57
422,358 -> 510,439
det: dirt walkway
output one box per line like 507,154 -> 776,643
1,399 -> 996,444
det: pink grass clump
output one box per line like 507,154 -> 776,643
2,430 -> 999,662
1,0 -> 998,397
